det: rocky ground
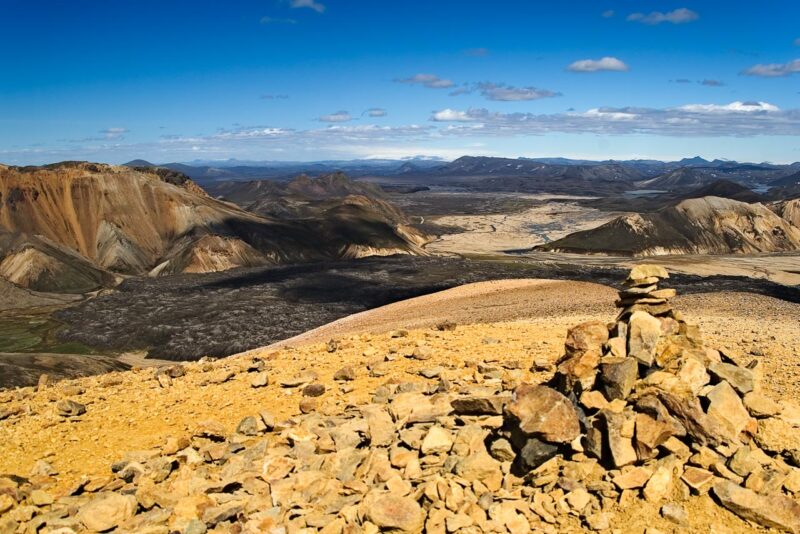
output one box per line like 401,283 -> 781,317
1,269 -> 800,532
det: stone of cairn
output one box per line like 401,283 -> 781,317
502,264 -> 800,532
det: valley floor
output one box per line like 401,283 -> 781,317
424,200 -> 628,256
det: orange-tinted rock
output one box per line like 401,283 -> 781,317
508,384 -> 580,443
564,321 -> 609,357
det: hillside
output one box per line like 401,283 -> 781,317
638,168 -> 719,191
0,231 -> 116,293
0,277 -> 79,311
205,173 -> 429,258
777,198 -> 800,228
432,156 -> 645,182
0,163 -> 428,291
206,173 -> 404,220
1,271 -> 800,533
770,171 -> 800,188
537,196 -> 800,256
580,179 -> 767,213
676,179 -> 763,203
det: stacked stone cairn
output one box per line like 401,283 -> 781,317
2,265 -> 800,533
510,264 -> 800,532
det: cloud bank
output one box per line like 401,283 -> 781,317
430,101 -> 800,137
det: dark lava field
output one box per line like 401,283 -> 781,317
54,255 -> 800,361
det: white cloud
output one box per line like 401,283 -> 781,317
795,38 -> 800,46
365,108 -> 387,117
601,10 -> 615,18
477,83 -> 560,101
290,0 -> 325,13
567,56 -> 629,72
429,101 -> 800,137
742,59 -> 800,77
395,73 -> 455,89
580,108 -> 639,121
627,8 -> 699,25
318,111 -> 353,123
700,79 -> 724,87
677,101 -> 779,113
260,16 -> 297,24
431,109 -> 477,122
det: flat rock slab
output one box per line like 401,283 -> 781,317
709,362 -> 754,395
713,480 -> 800,533
628,265 -> 669,281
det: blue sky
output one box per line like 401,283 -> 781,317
1,0 -> 799,164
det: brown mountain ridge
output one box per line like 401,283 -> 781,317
537,196 -> 800,256
0,163 -> 429,292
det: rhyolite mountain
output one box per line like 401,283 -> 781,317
204,172 -> 428,256
537,196 -> 800,256
0,162 -> 429,292
776,198 -> 800,228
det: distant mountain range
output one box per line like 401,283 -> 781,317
126,155 -> 800,197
